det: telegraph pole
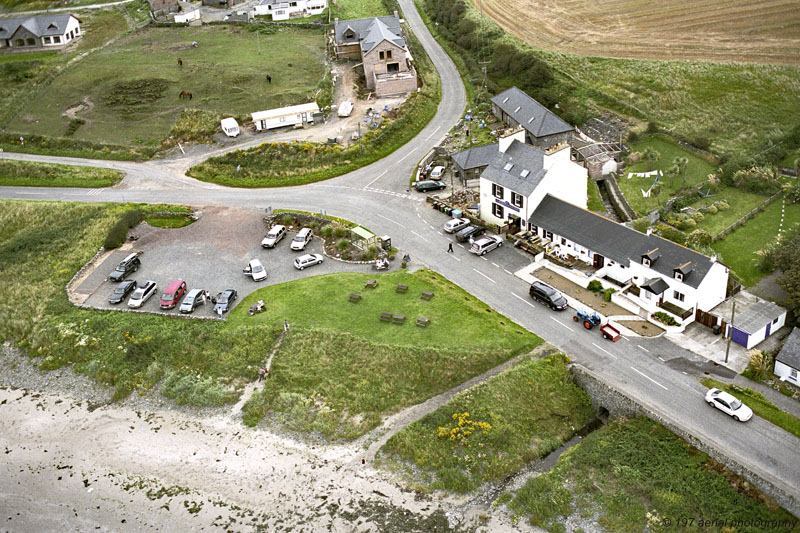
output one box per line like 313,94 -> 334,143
724,299 -> 736,364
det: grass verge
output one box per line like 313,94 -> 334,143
700,378 -> 800,439
0,159 -> 123,187
507,416 -> 796,532
587,177 -> 604,213
378,353 -> 593,493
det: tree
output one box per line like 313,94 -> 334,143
673,156 -> 689,186
642,147 -> 661,171
773,225 -> 800,324
665,164 -> 680,186
651,182 -> 664,206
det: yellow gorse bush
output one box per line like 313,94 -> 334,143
438,412 -> 492,445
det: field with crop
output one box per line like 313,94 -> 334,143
474,0 -> 800,65
11,25 -> 326,146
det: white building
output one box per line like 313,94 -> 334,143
253,0 -> 326,20
710,292 -> 787,349
0,14 -> 81,53
478,129 -> 587,233
775,328 -> 800,386
221,117 -> 240,137
251,102 -> 319,131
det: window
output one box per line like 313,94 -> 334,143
492,184 -> 504,199
791,368 -> 798,380
673,291 -> 685,302
386,50 -> 392,59
43,36 -> 51,44
289,1 -> 297,5
26,37 -> 35,45
492,203 -> 504,218
642,257 -> 650,267
503,162 -> 514,172
511,192 -> 523,208
15,39 -> 24,46
773,317 -> 780,324
545,231 -> 553,240
675,272 -> 683,282
53,36 -> 61,43
520,169 -> 530,178
344,30 -> 354,39
643,291 -> 651,300
379,51 -> 384,60
387,63 -> 399,72
561,237 -> 567,245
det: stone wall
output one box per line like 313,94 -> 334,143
571,364 -> 800,517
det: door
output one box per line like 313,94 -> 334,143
593,253 -> 605,268
765,321 -> 771,338
730,326 -> 748,347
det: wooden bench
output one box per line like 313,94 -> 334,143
392,314 -> 406,324
349,293 -> 362,303
416,317 -> 430,328
396,284 -> 408,294
420,291 -> 434,301
379,312 -> 393,322
365,279 -> 378,289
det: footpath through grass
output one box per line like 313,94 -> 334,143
0,159 -> 123,187
238,270 -> 542,438
379,353 -> 593,493
506,417 -> 797,532
701,378 -> 800,439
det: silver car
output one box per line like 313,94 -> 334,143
443,217 -> 470,234
128,280 -> 157,308
179,288 -> 207,314
261,225 -> 287,248
293,253 -> 324,270
469,235 -> 503,255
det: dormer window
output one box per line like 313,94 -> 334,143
503,162 -> 514,172
47,23 -> 58,30
674,261 -> 693,281
642,257 -> 650,268
344,30 -> 354,39
675,271 -> 683,282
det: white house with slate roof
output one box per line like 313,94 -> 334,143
775,328 -> 800,386
478,129 -> 587,233
491,86 -> 575,149
0,14 -> 81,53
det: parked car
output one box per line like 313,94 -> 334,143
528,281 -> 568,311
705,388 -> 753,422
179,288 -> 207,314
290,228 -> 314,251
413,180 -> 446,192
213,289 -> 238,315
261,225 -> 287,248
469,235 -> 503,255
108,279 -> 136,304
294,253 -> 324,270
243,259 -> 268,282
443,217 -> 470,234
429,166 -> 445,179
109,253 -> 140,282
455,225 -> 484,243
128,280 -> 157,309
159,279 -> 187,309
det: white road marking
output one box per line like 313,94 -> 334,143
550,316 -> 572,331
87,189 -> 104,196
364,172 -> 387,188
457,243 -> 465,248
503,269 -> 513,276
491,262 -> 500,268
511,292 -> 536,308
416,212 -> 421,218
397,151 -> 412,163
17,191 -> 46,195
425,126 -> 442,140
411,230 -> 429,242
449,254 -> 461,262
437,231 -> 443,235
472,268 -> 495,283
658,356 -> 665,362
591,342 -> 617,359
682,371 -> 688,375
631,366 -> 669,390
375,213 -> 406,228
480,256 -> 488,261
637,345 -> 650,353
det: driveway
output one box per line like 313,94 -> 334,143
75,206 -> 387,317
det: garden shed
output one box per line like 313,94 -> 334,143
712,292 -> 786,349
774,328 -> 800,386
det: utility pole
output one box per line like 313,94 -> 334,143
724,299 -> 736,364
357,121 -> 361,155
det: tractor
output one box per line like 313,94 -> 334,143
574,309 -> 601,330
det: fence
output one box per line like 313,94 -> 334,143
712,191 -> 782,242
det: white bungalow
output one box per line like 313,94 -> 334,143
251,102 -> 319,131
0,14 -> 81,53
775,328 -> 800,386
253,0 -> 326,20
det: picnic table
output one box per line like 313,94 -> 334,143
416,317 -> 430,327
365,279 -> 378,289
421,291 -> 434,301
392,314 -> 406,324
349,293 -> 362,303
396,284 -> 408,293
380,312 -> 393,322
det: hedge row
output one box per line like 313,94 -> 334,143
104,209 -> 144,250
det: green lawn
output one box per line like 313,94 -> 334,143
701,378 -> 800,439
713,196 -> 800,286
379,354 -> 593,493
587,177 -> 604,212
506,417 -> 797,532
688,187 -> 769,236
0,159 -> 123,187
333,0 -> 389,20
12,25 -> 326,146
619,137 -> 716,216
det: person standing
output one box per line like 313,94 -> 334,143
447,242 -> 454,253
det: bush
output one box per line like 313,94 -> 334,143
627,151 -> 642,165
717,200 -> 730,210
686,229 -> 713,249
280,214 -> 293,226
732,166 -> 781,195
333,227 -> 349,239
603,288 -> 616,302
65,118 -> 85,136
784,184 -> 800,204
656,223 -> 686,244
632,217 -> 649,233
646,121 -> 659,133
587,280 -> 603,293
706,205 -> 718,214
691,212 -> 704,223
627,131 -> 640,143
336,239 -> 349,251
653,311 -> 678,326
103,209 -> 143,249
319,224 -> 335,238
680,218 -> 697,231
162,371 -> 234,407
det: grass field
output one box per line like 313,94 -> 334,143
12,25 -> 327,146
0,159 -> 123,187
332,0 -> 389,20
620,137 -> 716,216
688,187 -> 770,236
713,196 -> 800,286
475,0 -> 800,65
587,176 -> 604,213
379,354 -> 593,493
506,417 -> 797,531
0,0 -> 115,12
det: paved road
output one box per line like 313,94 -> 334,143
1,0 -> 798,513
1,0 -> 133,15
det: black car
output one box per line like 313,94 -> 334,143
529,281 -> 568,311
108,279 -> 136,304
455,225 -> 484,243
414,180 -> 446,192
109,253 -> 140,282
213,289 -> 237,315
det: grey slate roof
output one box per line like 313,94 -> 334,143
0,14 -> 76,39
734,300 -> 785,335
528,195 -> 716,289
491,87 -> 573,139
642,278 -> 669,295
359,17 -> 404,54
334,15 -> 402,49
480,140 -> 546,197
451,142 -> 498,171
777,328 -> 800,369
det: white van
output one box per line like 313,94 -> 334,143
291,228 -> 313,251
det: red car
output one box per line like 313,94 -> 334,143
159,280 -> 187,310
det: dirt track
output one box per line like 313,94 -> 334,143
473,0 -> 800,65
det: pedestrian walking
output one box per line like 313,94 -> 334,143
264,367 -> 270,379
258,368 -> 266,381
447,242 -> 453,253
